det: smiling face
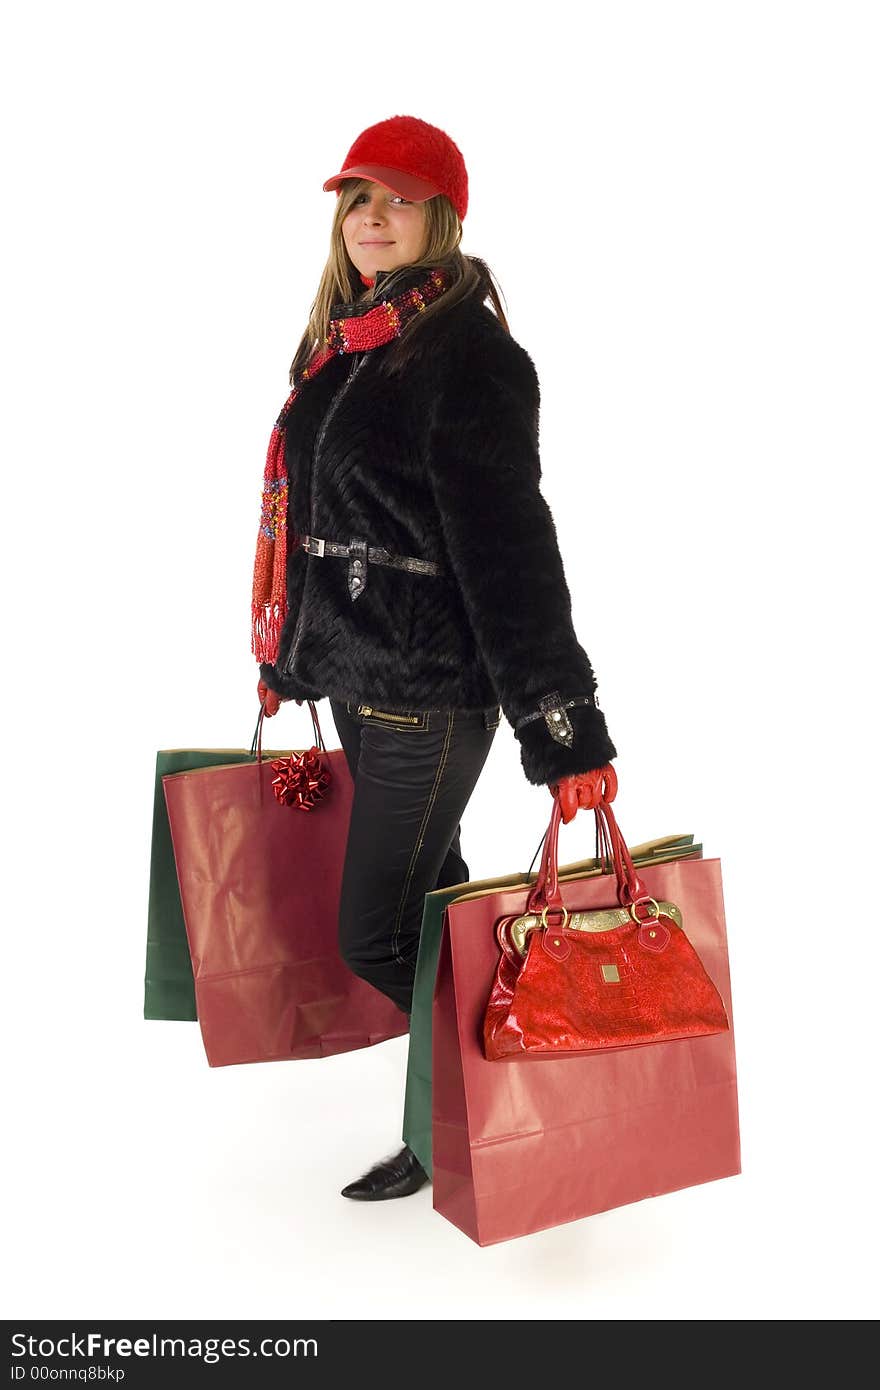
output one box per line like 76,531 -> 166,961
341,180 -> 430,279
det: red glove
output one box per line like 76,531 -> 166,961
257,678 -> 303,717
549,763 -> 618,825
257,679 -> 282,716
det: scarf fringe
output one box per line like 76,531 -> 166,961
251,602 -> 285,666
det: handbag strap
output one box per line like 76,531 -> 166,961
527,811 -> 611,885
594,799 -> 646,906
250,698 -> 327,763
526,793 -> 647,916
595,805 -> 613,876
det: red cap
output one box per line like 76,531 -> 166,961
322,115 -> 468,221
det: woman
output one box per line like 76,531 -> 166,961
254,115 -> 618,1201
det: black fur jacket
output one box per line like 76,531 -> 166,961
258,263 -> 617,786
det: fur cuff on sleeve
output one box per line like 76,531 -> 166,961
514,701 -> 618,786
258,662 -> 320,703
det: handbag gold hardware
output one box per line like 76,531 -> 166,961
540,904 -> 570,930
509,900 -> 684,958
629,895 -> 661,924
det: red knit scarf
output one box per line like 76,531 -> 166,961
251,264 -> 452,665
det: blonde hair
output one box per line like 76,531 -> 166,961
288,176 -> 510,384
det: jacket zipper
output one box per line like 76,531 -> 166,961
358,705 -> 421,725
281,353 -> 367,677
311,352 -> 367,468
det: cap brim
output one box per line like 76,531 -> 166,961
322,163 -> 441,203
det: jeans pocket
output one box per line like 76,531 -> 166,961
349,702 -> 432,732
483,705 -> 502,731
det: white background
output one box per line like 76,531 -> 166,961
2,0 -> 877,1321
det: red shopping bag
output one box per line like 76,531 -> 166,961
432,793 -> 740,1245
163,701 -> 408,1066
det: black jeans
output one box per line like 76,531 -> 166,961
329,697 -> 500,1014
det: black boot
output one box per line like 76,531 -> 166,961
341,1144 -> 430,1201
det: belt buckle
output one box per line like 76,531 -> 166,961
312,536 -> 325,557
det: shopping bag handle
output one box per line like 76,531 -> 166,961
526,794 -> 647,916
250,698 -> 327,763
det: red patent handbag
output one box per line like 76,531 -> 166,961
483,793 -> 730,1059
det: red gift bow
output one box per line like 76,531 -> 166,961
269,748 -> 332,810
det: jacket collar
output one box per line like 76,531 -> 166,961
330,262 -> 441,320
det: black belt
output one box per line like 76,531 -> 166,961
301,533 -> 446,602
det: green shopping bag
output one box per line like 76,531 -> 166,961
144,740 -> 293,1021
402,832 -> 703,1177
